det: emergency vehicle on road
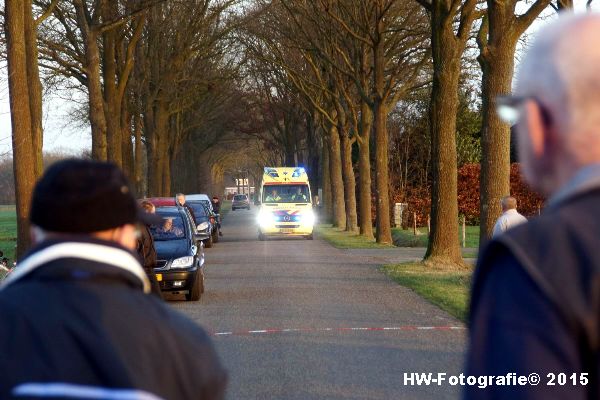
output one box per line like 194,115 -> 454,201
256,167 -> 315,240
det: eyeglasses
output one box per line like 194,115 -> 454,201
496,95 -> 552,127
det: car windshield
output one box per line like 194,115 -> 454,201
234,195 -> 247,201
263,185 -> 309,203
150,214 -> 186,241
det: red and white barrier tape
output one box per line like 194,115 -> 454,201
211,325 -> 465,337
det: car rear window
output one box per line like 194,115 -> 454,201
188,201 -> 208,218
234,195 -> 247,200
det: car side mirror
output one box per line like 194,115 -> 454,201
194,232 -> 209,242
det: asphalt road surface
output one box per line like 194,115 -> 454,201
170,207 -> 466,399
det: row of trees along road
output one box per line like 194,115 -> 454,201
4,0 -> 573,261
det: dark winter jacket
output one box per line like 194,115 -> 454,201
0,238 -> 227,400
136,224 -> 162,298
136,224 -> 156,270
466,175 -> 600,399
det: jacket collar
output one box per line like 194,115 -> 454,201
1,239 -> 150,293
547,163 -> 600,210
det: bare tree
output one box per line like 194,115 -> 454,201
416,0 -> 482,266
5,0 -> 37,258
477,0 -> 551,244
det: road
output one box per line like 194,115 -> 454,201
170,207 -> 466,399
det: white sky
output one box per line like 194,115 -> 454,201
0,4 -> 596,157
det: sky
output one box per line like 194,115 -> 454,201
0,5 -> 595,158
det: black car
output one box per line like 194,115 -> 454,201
187,198 -> 220,244
150,206 -> 207,301
187,201 -> 216,248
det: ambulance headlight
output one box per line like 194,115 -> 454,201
257,211 -> 275,227
300,210 -> 315,226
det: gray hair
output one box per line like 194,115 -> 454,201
516,13 -> 600,165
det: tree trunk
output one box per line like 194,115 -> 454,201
328,122 -> 346,229
121,108 -> 134,179
23,0 -> 43,178
322,138 -> 333,223
103,25 -> 122,166
373,36 -> 392,244
6,0 -> 36,258
478,26 -> 518,244
477,0 -> 550,244
134,113 -> 143,196
358,102 -> 374,240
337,109 -> 358,232
101,0 -> 122,166
163,151 -> 172,197
74,0 -> 107,160
147,105 -> 169,197
425,14 -> 463,265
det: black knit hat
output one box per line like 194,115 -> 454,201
30,159 -> 162,233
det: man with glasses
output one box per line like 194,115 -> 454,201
466,14 -> 600,399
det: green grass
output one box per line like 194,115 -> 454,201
392,225 -> 480,249
382,262 -> 473,322
0,205 -> 17,261
315,224 -> 394,249
219,200 -> 232,217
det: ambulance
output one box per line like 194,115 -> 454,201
256,167 -> 316,240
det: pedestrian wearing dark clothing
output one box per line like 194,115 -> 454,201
137,200 -> 162,298
212,196 -> 223,236
0,159 -> 227,400
466,14 -> 600,400
176,192 -> 197,226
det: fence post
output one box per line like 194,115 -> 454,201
413,212 -> 417,236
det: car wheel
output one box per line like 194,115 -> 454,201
247,206 -> 250,210
212,228 -> 219,243
306,234 -> 314,240
258,232 -> 266,241
186,270 -> 203,301
204,235 -> 213,248
232,207 -> 236,211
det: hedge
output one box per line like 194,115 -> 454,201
393,163 -> 545,226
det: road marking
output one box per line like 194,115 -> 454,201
210,326 -> 465,337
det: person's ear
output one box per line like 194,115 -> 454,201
523,101 -> 547,158
111,225 -> 137,250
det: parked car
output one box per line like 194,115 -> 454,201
232,194 -> 250,210
146,196 -> 213,246
186,194 -> 220,243
185,200 -> 216,248
149,206 -> 207,301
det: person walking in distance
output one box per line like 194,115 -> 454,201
491,196 -> 528,238
466,14 -> 600,399
212,196 -> 223,236
0,159 -> 227,399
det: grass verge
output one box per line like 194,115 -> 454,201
315,224 -> 395,249
392,226 -> 480,249
382,262 -> 473,322
0,206 -> 17,262
219,200 -> 232,218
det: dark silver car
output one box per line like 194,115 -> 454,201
232,194 -> 250,210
